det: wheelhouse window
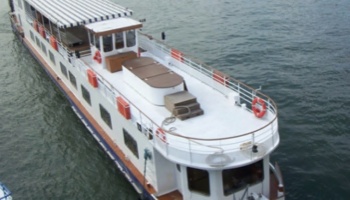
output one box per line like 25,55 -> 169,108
114,32 -> 124,49
60,62 -> 67,77
222,160 -> 263,196
99,104 -> 112,129
187,167 -> 210,196
126,30 -> 136,47
123,129 -> 139,158
81,85 -> 91,105
68,71 -> 77,89
94,35 -> 100,50
103,34 -> 112,52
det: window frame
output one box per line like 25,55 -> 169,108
123,128 -> 139,158
187,167 -> 210,196
81,85 -> 91,105
99,104 -> 112,129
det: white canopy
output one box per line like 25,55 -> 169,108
26,0 -> 133,28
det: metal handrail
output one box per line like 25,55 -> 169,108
138,33 -> 278,139
59,31 -> 278,153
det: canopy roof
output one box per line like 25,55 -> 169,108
27,0 -> 133,28
85,18 -> 142,36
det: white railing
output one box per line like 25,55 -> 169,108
30,12 -> 280,164
137,33 -> 280,165
139,32 -> 277,116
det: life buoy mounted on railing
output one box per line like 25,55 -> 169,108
155,128 -> 167,143
252,97 -> 267,118
93,50 -> 102,64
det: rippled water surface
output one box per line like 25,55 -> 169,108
1,0 -> 350,199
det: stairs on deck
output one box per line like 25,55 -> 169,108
164,91 -> 204,120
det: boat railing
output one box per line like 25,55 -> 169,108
24,12 -> 83,61
0,182 -> 12,200
138,32 -> 277,116
72,31 -> 279,165
23,9 -> 280,165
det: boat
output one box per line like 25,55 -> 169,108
8,0 -> 285,199
0,181 -> 12,200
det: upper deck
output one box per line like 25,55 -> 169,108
76,33 -> 280,169
23,0 -> 279,169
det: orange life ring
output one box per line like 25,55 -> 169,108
252,97 -> 266,118
93,50 -> 102,64
155,128 -> 167,143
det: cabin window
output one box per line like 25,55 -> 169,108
49,51 -> 55,65
126,30 -> 136,47
187,167 -> 210,196
30,31 -> 34,41
114,32 -> 124,49
81,85 -> 91,105
94,35 -> 100,50
88,32 -> 93,45
41,42 -> 47,55
222,160 -> 263,196
60,62 -> 68,78
68,71 -> 77,89
103,35 -> 112,52
18,0 -> 23,9
99,104 -> 112,129
35,36 -> 40,47
123,128 -> 139,158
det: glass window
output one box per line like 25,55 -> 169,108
126,30 -> 136,47
94,35 -> 100,50
68,71 -> 77,89
222,160 -> 263,196
18,0 -> 23,9
81,85 -> 91,105
30,31 -> 34,41
100,104 -> 112,129
187,167 -> 210,196
123,129 -> 139,158
60,62 -> 67,78
49,51 -> 55,65
35,36 -> 40,47
41,42 -> 47,55
103,34 -> 112,52
114,32 -> 124,49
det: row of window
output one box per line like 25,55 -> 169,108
90,30 -> 136,53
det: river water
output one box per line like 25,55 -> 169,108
1,0 -> 350,199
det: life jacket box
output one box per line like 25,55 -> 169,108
116,96 -> 131,120
105,51 -> 137,73
87,69 -> 98,88
50,36 -> 58,51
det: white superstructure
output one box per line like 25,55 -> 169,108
9,0 -> 285,199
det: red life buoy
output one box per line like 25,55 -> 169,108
252,97 -> 266,118
93,50 -> 102,64
155,128 -> 167,143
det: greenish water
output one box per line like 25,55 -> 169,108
1,0 -> 350,199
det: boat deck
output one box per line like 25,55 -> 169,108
81,51 -> 275,145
